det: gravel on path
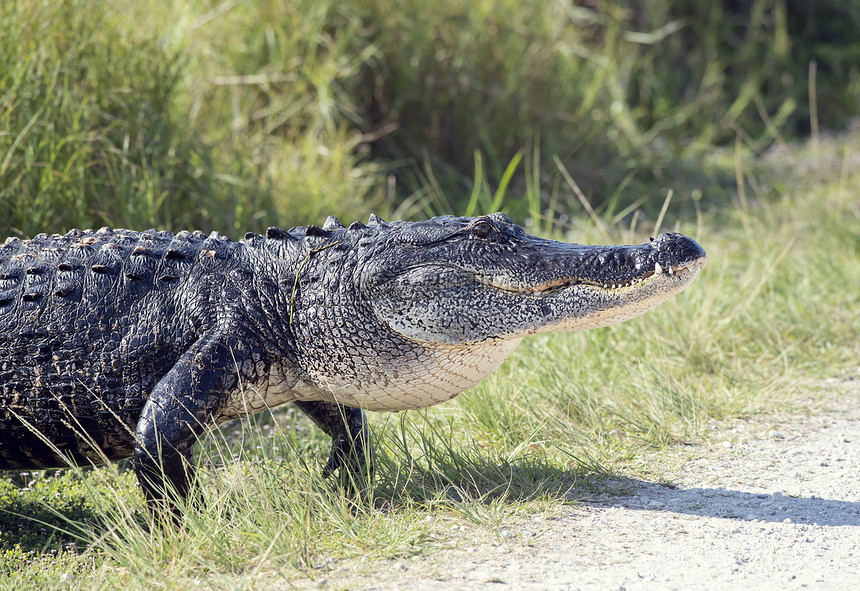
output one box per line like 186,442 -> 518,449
299,376 -> 860,590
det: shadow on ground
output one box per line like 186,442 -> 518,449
585,476 -> 860,527
369,451 -> 592,507
0,467 -> 142,553
0,496 -> 101,552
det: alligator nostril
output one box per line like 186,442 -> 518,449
651,233 -> 706,260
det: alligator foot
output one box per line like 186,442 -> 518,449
321,432 -> 373,480
294,401 -> 373,488
132,448 -> 196,527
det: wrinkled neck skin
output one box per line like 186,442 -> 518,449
256,213 -> 706,412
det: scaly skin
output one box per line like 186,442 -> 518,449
0,213 -> 705,511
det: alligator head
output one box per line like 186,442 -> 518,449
365,212 -> 706,344
276,212 -> 706,410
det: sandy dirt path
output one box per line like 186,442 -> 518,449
298,375 -> 860,590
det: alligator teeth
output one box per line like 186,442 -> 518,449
655,262 -> 663,274
668,266 -> 675,276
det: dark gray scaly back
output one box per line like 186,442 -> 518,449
0,228 -> 239,468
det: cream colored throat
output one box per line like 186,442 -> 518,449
306,337 -> 524,412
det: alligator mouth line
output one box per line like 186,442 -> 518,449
476,258 -> 704,295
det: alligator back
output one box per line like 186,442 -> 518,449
0,228 -> 235,469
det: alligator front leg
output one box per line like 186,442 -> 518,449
132,334 -> 237,519
293,400 -> 372,483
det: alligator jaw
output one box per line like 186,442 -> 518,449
521,251 -> 707,335
461,253 -> 705,338
475,255 -> 705,295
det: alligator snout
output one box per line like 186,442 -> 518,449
648,233 -> 707,280
651,232 -> 706,263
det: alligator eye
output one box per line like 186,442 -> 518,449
472,221 -> 493,238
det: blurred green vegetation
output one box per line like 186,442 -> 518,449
2,0 -> 858,237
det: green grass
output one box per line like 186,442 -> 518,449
0,0 -> 388,237
2,129 -> 858,589
4,0 -> 859,236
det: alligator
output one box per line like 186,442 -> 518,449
0,213 -> 705,513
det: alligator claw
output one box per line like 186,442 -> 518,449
291,400 -> 373,487
321,434 -> 373,483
